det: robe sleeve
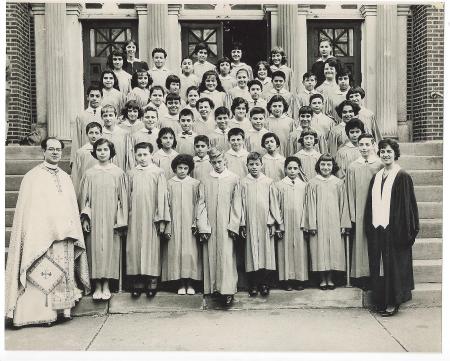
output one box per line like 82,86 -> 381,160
114,172 -> 128,228
371,115 -> 382,144
269,183 -> 283,229
79,173 -> 91,219
70,115 -> 82,164
126,171 -> 133,214
71,151 -> 83,203
327,129 -> 338,158
363,175 -> 376,239
275,185 -> 285,232
124,134 -> 136,171
339,179 -> 352,229
196,183 -> 211,234
302,182 -> 317,231
156,171 -> 171,224
227,180 -> 242,234
345,165 -> 357,223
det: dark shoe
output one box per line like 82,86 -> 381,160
284,283 -> 293,291
146,289 -> 157,298
223,295 -> 234,306
319,283 -> 327,291
327,284 -> 336,290
381,305 -> 399,317
248,286 -> 258,297
131,289 -> 142,298
295,284 -> 304,291
259,285 -> 270,297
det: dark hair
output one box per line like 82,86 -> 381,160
378,138 -> 400,160
267,95 -> 289,114
298,105 -> 314,117
179,108 -> 194,120
319,38 -> 332,47
85,121 -> 102,134
122,39 -> 139,55
165,74 -> 181,90
86,84 -> 103,96
249,106 -> 266,118
194,43 -> 208,54
335,68 -> 353,85
315,153 -> 339,176
271,70 -> 286,81
324,58 -> 341,72
186,85 -> 199,98
346,86 -> 366,100
261,132 -> 280,148
194,134 -> 210,146
231,41 -> 243,51
165,93 -> 181,104
91,138 -> 116,160
171,153 -> 195,173
143,106 -> 159,118
247,151 -> 262,163
100,69 -> 120,91
214,106 -> 231,118
228,127 -> 245,140
157,127 -> 177,149
231,97 -> 249,114
309,93 -> 324,104
270,46 -> 287,65
216,57 -> 231,73
302,72 -> 317,81
41,137 -> 64,151
134,141 -> 154,154
335,100 -> 360,118
121,100 -> 144,119
131,69 -> 152,89
152,47 -> 167,58
235,68 -> 250,78
196,97 -> 215,110
106,49 -> 128,70
299,128 -> 319,146
254,61 -> 272,78
358,133 -> 375,143
284,156 -> 302,169
247,79 -> 263,90
345,118 -> 365,136
149,85 -> 165,96
198,70 -> 225,93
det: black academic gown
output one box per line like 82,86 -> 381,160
364,169 -> 420,307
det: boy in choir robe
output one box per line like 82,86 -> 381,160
288,105 -> 322,155
209,106 -> 232,151
101,104 -> 128,170
161,155 -> 211,295
193,97 -> 216,136
335,118 -> 365,179
345,134 -> 382,289
193,43 -> 216,79
324,68 -> 352,121
240,152 -> 282,297
148,47 -> 171,88
293,72 -> 319,121
176,108 -> 197,156
247,79 -> 267,112
126,142 -> 170,298
202,147 -> 241,306
310,93 -> 334,152
192,135 -> 213,183
183,86 -> 201,121
294,128 -> 322,182
275,156 -> 308,290
245,107 -> 268,155
159,93 -> 182,134
71,122 -> 102,199
224,128 -> 249,178
229,42 -> 254,80
263,71 -> 295,118
261,132 -> 285,182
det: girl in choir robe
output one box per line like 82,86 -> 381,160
193,97 -> 216,136
146,85 -> 169,118
335,118 -> 365,179
161,155 -> 211,295
126,142 -> 170,298
265,95 -> 294,157
192,135 -> 213,183
294,129 -> 322,182
152,127 -> 179,179
183,86 -> 202,121
224,128 -> 249,179
202,147 -> 242,306
106,49 -> 132,96
198,70 -> 228,110
254,61 -> 273,94
240,152 -> 283,297
229,97 -> 252,132
261,132 -> 285,182
80,138 -> 128,301
101,105 -> 128,170
126,69 -> 153,109
118,100 -> 145,134
269,46 -> 293,91
228,69 -> 253,103
216,57 -> 237,93
100,69 -> 125,116
302,154 -> 351,290
275,157 -> 308,290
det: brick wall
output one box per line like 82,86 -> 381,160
408,5 -> 444,141
6,3 -> 34,143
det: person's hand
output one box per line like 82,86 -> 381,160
228,230 -> 238,240
199,233 -> 210,242
274,230 -> 284,241
82,218 -> 90,233
239,226 -> 247,239
309,229 -> 317,236
341,228 -> 346,235
162,231 -> 171,241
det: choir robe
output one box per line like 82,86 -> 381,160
258,77 -> 273,93
269,64 -> 293,91
176,131 -> 197,156
193,61 -> 215,79
275,177 -> 308,281
71,143 -> 98,200
293,89 -> 319,120
117,119 -> 145,134
148,66 -> 172,88
102,88 -> 125,115
294,149 -> 322,182
192,155 -> 213,182
126,164 -> 170,276
179,73 -> 200,102
335,142 -> 361,179
113,69 -> 132,95
322,88 -> 348,121
358,107 -> 382,144
200,90 -> 229,110
103,126 -> 128,170
263,88 -> 295,118
224,148 -> 249,179
262,153 -> 285,182
70,108 -> 103,163
152,148 -> 179,180
209,128 -> 231,151
228,86 -> 253,103
228,117 -> 253,133
80,164 -> 128,279
240,174 -> 282,272
162,176 -> 211,282
266,114 -> 295,157
312,112 -> 335,136
230,62 -> 254,80
218,74 -> 237,93
364,167 -> 419,307
124,127 -> 159,170
287,127 -> 321,155
159,114 -> 182,134
248,98 -> 268,114
183,105 -> 202,122
316,80 -> 339,96
245,128 -> 268,155
148,102 -> 169,119
193,116 -> 216,136
126,87 -> 150,109
203,169 -> 242,295
346,156 -> 383,278
302,175 -> 351,272
327,122 -> 348,158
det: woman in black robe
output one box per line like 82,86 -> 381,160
364,139 -> 419,316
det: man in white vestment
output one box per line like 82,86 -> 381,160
5,138 -> 90,327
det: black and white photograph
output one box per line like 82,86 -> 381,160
2,0 -> 446,359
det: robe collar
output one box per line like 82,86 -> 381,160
210,168 -> 232,178
316,174 -> 334,182
246,173 -> 266,181
154,148 -> 176,157
81,143 -> 94,150
342,141 -> 357,148
282,176 -> 302,186
194,155 -> 209,162
151,66 -> 169,72
120,119 -> 142,128
226,148 -> 249,157
42,161 -> 59,170
247,127 -> 267,134
214,127 -> 230,135
136,163 -> 158,170
139,126 -> 157,134
263,152 -> 284,160
94,163 -> 114,170
298,148 -> 320,156
171,175 -> 192,183
356,155 -> 379,164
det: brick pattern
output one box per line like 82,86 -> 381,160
409,5 -> 444,141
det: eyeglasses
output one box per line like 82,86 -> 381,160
47,148 -> 62,152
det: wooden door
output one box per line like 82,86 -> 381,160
181,22 -> 223,65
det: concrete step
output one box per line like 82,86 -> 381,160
397,155 -> 442,170
5,176 -> 23,192
418,219 -> 442,238
398,142 -> 443,156
5,227 -> 11,249
417,202 -> 442,219
414,186 -> 442,202
5,160 -> 71,175
413,259 -> 442,283
5,209 -> 14,228
413,239 -> 442,260
409,170 -> 442,186
5,192 -> 18,209
5,145 -> 71,160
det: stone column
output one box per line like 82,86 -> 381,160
31,3 -> 47,139
397,5 -> 411,141
147,4 -> 169,64
135,4 -> 148,63
263,5 -> 278,50
297,5 -> 309,81
375,4 -> 398,138
167,4 -> 182,72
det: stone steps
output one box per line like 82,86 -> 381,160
412,238 -> 442,260
397,155 -> 442,170
414,186 -> 442,202
409,170 -> 442,186
397,142 -> 443,156
5,159 -> 71,175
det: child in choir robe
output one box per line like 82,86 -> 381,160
269,46 -> 293,91
209,106 -> 232,151
275,156 -> 308,291
247,79 -> 267,112
101,104 -> 128,170
346,87 -> 382,143
245,107 -> 268,155
159,93 -> 182,134
316,58 -> 340,96
293,72 -> 319,120
254,61 -> 273,93
100,69 -> 125,116
324,68 -> 352,121
203,147 -> 241,306
183,86 -> 201,121
345,134 -> 382,289
176,108 -> 197,156
127,68 -> 152,109
311,39 -> 335,88
263,71 -> 295,118
179,58 -> 200,103
107,49 -> 132,95
80,138 -> 128,300
199,70 -> 228,110
192,135 -> 212,182
118,100 -> 144,134
328,100 -> 361,158
216,57 -> 237,93
146,85 -> 168,118
265,95 -> 294,157
288,105 -> 320,155
162,155 -> 211,295
224,128 -> 249,179
193,43 -> 216,79
229,97 -> 252,132
294,129 -> 322,182
193,97 -> 216,136
166,75 -> 186,107
152,127 -> 179,179
310,93 -> 334,152
126,142 -> 170,298
230,42 -> 254,80
228,68 -> 252,103
302,154 -> 351,290
240,152 -> 282,297
261,132 -> 285,182
336,118 -> 365,179
71,122 -> 101,199
148,48 -> 171,89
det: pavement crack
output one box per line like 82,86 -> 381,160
369,311 -> 408,352
85,315 -> 109,351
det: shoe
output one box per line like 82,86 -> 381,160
284,283 -> 293,291
177,287 -> 186,295
327,284 -> 336,290
223,295 -> 234,306
295,285 -> 304,291
248,286 -> 258,297
131,289 -> 142,298
101,290 -> 112,301
186,286 -> 195,295
319,283 -> 327,291
259,285 -> 270,297
146,289 -> 156,298
381,305 -> 399,317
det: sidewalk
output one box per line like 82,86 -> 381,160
5,307 -> 441,352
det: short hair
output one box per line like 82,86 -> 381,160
101,104 -> 117,116
345,118 -> 365,136
247,151 -> 262,164
122,39 -> 139,54
86,84 -> 103,96
216,57 -> 231,73
235,68 -> 250,78
156,127 -> 177,149
299,128 -> 319,146
165,93 -> 181,104
284,156 -> 302,169
179,108 -> 194,120
270,46 -> 287,65
208,147 -> 224,160
302,72 -> 317,81
309,93 -> 324,104
121,100 -> 144,119
171,154 -> 195,173
231,41 -> 243,50
131,68 -> 152,89
143,106 -> 159,118
346,86 -> 366,100
106,49 -> 127,70
100,69 -> 120,91
134,141 -> 153,154
186,85 -> 199,98
214,106 -> 230,118
149,85 -> 165,96
228,127 -> 245,140
165,74 -> 181,89
315,153 -> 339,176
194,134 -> 210,146
254,61 -> 272,78
335,100 -> 361,118
378,138 -> 400,160
298,105 -> 314,117
267,95 -> 289,114
336,68 -> 353,84
271,70 -> 286,81
196,97 -> 215,110
249,107 -> 266,118
324,57 -> 341,71
231,97 -> 249,114
247,79 -> 263,90
180,56 -> 193,66
86,121 -> 102,134
319,38 -> 332,47
91,138 -> 116,160
152,47 -> 167,58
41,137 -> 64,151
261,132 -> 280,148
194,42 -> 208,54
358,133 -> 375,143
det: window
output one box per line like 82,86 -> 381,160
89,28 -> 133,57
187,28 -> 218,57
318,28 -> 354,57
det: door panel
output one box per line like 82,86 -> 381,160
181,22 -> 223,65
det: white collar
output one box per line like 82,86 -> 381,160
42,161 -> 58,170
282,176 -> 301,185
102,127 -> 115,134
226,148 -> 249,157
81,143 -> 94,150
151,66 -> 168,71
155,148 -> 176,157
263,153 -> 284,160
356,155 -> 379,164
246,173 -> 266,181
136,163 -> 158,170
94,163 -> 114,170
316,174 -> 334,181
210,168 -> 232,178
194,155 -> 209,162
164,113 -> 179,120
343,141 -> 357,148
248,127 -> 267,133
214,127 -> 230,135
298,148 -> 319,156
171,175 -> 192,183
219,74 -> 233,80
121,119 -> 141,127
87,106 -> 101,114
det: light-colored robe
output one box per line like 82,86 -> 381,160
176,131 -> 197,156
245,127 -> 268,155
102,88 -> 125,115
262,153 -> 285,182
327,122 -> 348,158
103,126 -> 128,170
200,90 -> 228,110
335,142 -> 361,179
113,69 -> 132,96
265,114 -> 295,156
193,116 -> 216,136
124,127 -> 159,170
224,148 -> 249,179
193,61 -> 215,79
70,108 -> 103,163
209,128 -> 231,151
152,148 -> 179,179
159,114 -> 182,134
358,107 -> 382,143
294,149 -> 322,182
192,155 -> 213,183
71,143 -> 98,200
179,73 -> 200,102
117,119 -> 145,134
269,64 -> 293,91
126,87 -> 150,109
